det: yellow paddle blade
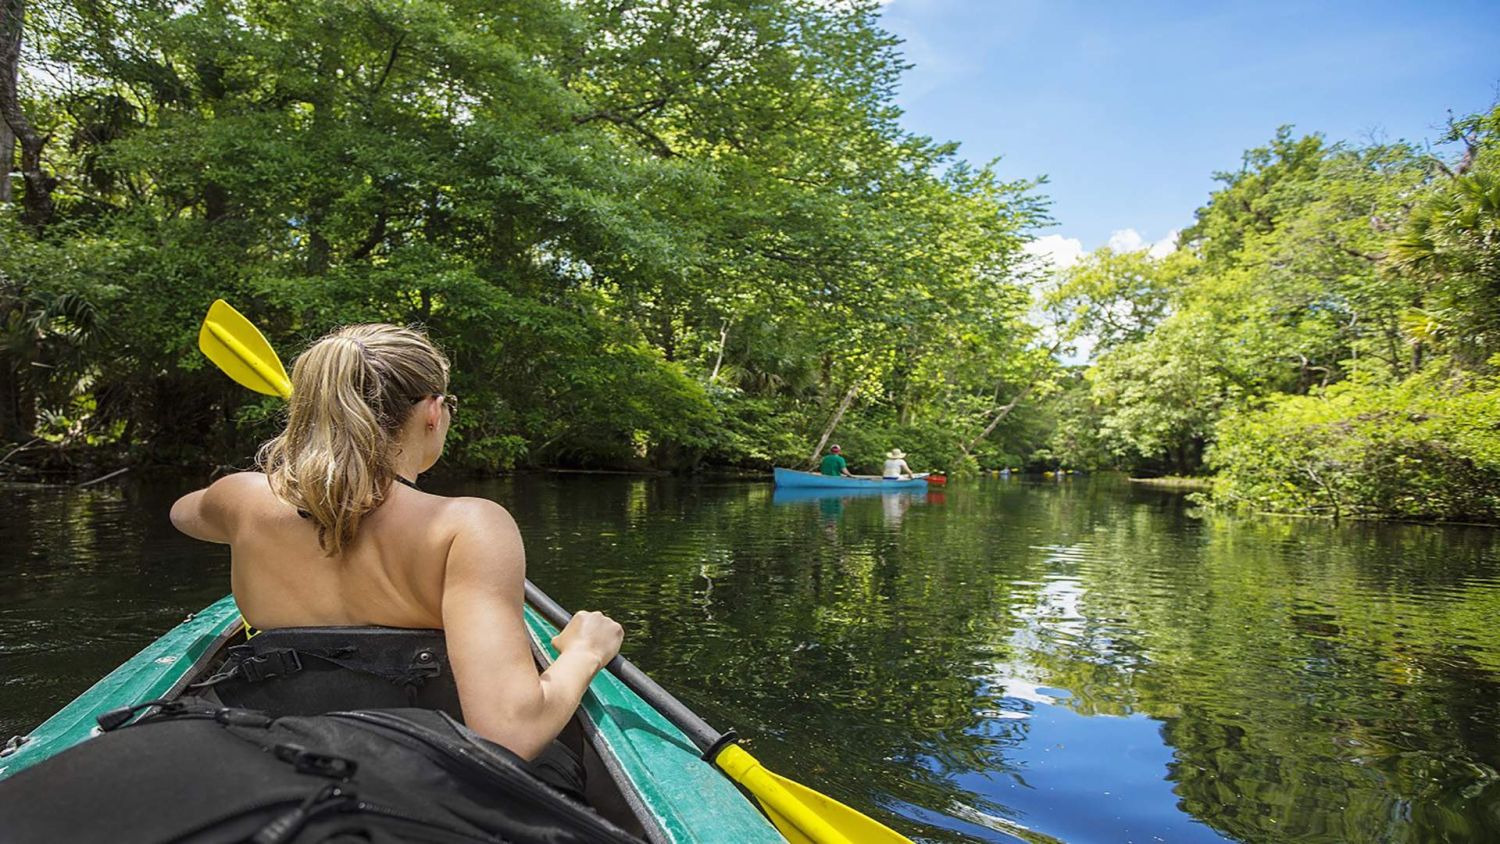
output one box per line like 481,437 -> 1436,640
714,744 -> 911,844
199,299 -> 292,399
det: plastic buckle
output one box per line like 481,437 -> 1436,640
239,649 -> 303,682
274,744 -> 358,779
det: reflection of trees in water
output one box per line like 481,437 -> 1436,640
1,479 -> 233,736
497,477 -> 1066,839
1027,510 -> 1500,843
486,476 -> 1500,843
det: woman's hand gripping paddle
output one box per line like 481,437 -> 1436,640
522,583 -> 912,844
196,300 -> 914,844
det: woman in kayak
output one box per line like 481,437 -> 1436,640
168,323 -> 623,764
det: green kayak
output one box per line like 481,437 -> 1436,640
0,595 -> 785,844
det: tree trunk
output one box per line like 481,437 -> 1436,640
806,383 -> 858,467
0,0 -> 54,229
708,319 -> 730,383
302,49 -> 337,273
306,193 -> 332,274
960,382 -> 1035,456
0,111 -> 13,204
204,181 -> 230,223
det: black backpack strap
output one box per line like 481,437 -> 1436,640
250,782 -> 358,844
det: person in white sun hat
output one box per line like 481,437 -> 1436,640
883,448 -> 913,480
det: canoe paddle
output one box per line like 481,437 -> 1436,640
196,299 -> 913,844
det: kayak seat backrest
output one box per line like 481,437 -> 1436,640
202,626 -> 464,719
196,626 -> 600,820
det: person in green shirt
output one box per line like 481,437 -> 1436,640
819,444 -> 852,477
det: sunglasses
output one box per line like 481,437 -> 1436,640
412,392 -> 458,420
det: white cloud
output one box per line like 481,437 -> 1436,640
1026,228 -> 1179,280
1105,228 -> 1146,252
1023,234 -> 1085,272
1148,231 -> 1180,259
1107,228 -> 1179,259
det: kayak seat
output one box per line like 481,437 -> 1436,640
196,626 -> 463,718
191,626 -> 595,808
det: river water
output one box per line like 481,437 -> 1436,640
3,474 -> 1499,843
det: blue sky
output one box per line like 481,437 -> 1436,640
877,0 -> 1500,267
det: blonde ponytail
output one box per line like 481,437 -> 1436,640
258,324 -> 450,555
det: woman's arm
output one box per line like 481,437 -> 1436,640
441,498 -> 622,760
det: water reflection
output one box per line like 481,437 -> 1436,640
0,480 -> 229,739
4,476 -> 1500,842
770,486 -> 930,527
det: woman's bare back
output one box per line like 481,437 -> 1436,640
212,472 -> 456,630
173,468 -> 622,760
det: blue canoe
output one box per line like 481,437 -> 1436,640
773,467 -> 929,490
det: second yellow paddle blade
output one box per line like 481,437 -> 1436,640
754,768 -> 911,844
199,299 -> 292,399
714,744 -> 911,844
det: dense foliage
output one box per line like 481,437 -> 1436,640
6,0 -> 1496,520
1043,110 -> 1500,522
1,0 -> 1048,477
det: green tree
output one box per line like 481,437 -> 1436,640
0,0 -> 1048,476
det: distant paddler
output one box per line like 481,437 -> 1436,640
883,448 -> 914,480
819,444 -> 854,478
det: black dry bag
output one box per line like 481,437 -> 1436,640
0,702 -> 643,844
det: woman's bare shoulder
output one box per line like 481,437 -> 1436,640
170,472 -> 276,541
213,470 -> 269,488
435,496 -> 520,535
205,471 -> 275,505
433,497 -> 524,577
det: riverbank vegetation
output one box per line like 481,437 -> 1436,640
1042,112 -> 1500,523
3,0 -> 1497,521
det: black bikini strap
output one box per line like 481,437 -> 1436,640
298,475 -> 420,520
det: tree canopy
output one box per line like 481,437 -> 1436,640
1041,112 -> 1500,521
1,0 -> 1049,477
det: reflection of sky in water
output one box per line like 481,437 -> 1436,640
907,705 -> 1227,843
909,545 -> 1231,842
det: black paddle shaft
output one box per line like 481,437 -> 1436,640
522,580 -> 732,757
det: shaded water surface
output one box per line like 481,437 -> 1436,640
4,475 -> 1500,843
